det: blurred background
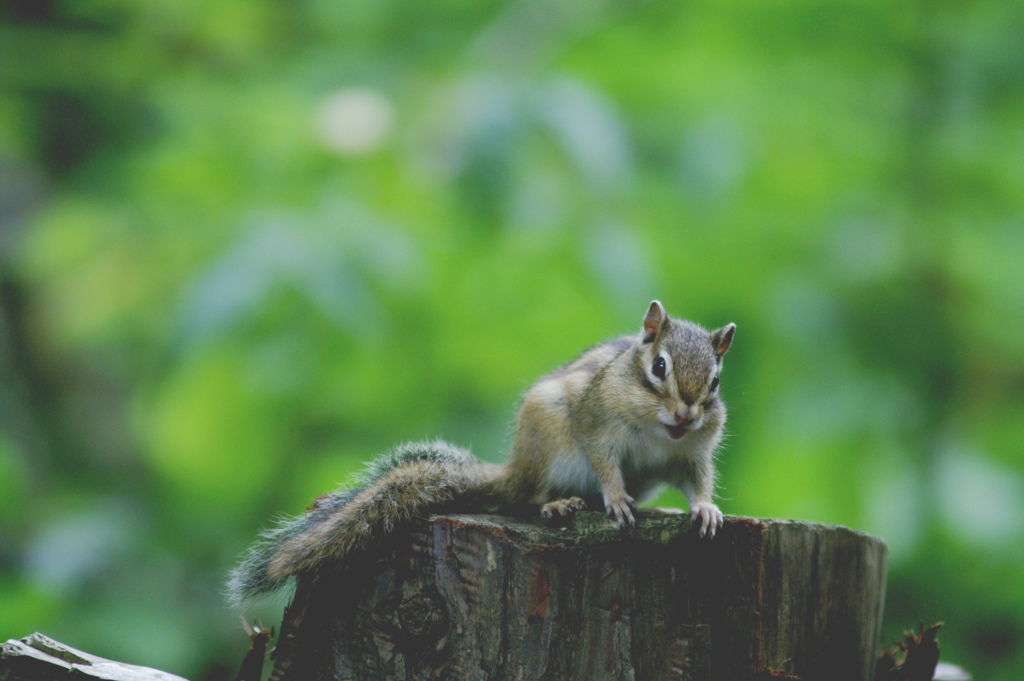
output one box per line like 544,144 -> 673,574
1,0 -> 1022,679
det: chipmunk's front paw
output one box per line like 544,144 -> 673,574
604,493 -> 637,528
690,502 -> 723,539
542,497 -> 587,519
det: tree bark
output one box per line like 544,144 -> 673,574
272,513 -> 887,681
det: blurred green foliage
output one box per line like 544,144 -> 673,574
1,0 -> 1023,679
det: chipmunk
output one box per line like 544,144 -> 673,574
227,301 -> 735,605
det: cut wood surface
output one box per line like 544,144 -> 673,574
0,633 -> 188,681
268,512 -> 888,681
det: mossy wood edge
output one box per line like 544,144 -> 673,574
272,513 -> 888,681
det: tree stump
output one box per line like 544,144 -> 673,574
270,513 -> 887,681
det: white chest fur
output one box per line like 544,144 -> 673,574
541,424 -> 695,499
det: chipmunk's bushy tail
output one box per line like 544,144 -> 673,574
227,440 -> 499,606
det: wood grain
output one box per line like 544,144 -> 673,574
271,513 -> 887,681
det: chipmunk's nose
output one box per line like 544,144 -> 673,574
673,411 -> 694,427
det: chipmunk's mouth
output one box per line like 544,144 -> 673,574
665,424 -> 688,440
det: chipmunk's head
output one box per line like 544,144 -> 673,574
635,300 -> 735,441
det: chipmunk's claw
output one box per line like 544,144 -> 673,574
542,497 -> 587,519
604,494 -> 637,528
690,502 -> 723,539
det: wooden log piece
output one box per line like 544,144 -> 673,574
0,633 -> 189,681
270,513 -> 887,681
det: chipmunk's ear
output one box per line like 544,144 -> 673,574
642,300 -> 668,343
711,323 -> 736,359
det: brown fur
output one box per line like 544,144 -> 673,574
506,301 -> 734,528
267,458 -> 503,581
230,302 -> 735,604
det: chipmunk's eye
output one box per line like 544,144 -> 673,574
710,374 -> 720,391
652,356 -> 666,379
